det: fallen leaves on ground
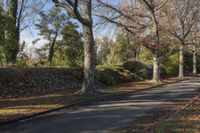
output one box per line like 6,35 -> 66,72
155,97 -> 200,133
0,77 -> 191,124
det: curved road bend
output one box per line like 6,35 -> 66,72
0,77 -> 200,133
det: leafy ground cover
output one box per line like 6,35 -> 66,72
154,97 -> 200,133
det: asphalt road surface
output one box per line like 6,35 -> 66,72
1,78 -> 200,133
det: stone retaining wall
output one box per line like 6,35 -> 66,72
0,68 -> 83,98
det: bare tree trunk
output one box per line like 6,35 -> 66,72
51,0 -> 96,95
152,53 -> 161,83
81,0 -> 95,95
193,51 -> 197,76
179,44 -> 184,78
151,9 -> 161,83
82,25 -> 95,95
48,32 -> 58,65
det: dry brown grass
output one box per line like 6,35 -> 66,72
0,90 -> 88,123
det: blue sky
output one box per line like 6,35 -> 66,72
20,0 -> 120,51
20,0 -> 54,49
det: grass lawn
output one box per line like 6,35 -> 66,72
0,77 -> 192,124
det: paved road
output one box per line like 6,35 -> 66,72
1,78 -> 200,133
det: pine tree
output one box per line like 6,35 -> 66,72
5,0 -> 18,64
35,7 -> 68,65
0,2 -> 6,63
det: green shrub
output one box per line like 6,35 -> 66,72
161,65 -> 167,77
96,66 -> 139,85
139,51 -> 153,64
196,54 -> 200,73
161,53 -> 179,76
122,60 -> 152,79
16,60 -> 29,68
96,69 -> 117,85
184,51 -> 193,74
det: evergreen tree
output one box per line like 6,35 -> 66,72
5,0 -> 18,64
35,7 -> 68,65
96,37 -> 112,65
108,32 -> 137,65
52,0 -> 96,95
57,23 -> 84,67
0,3 -> 6,64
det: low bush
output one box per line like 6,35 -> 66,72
122,60 -> 152,79
16,60 -> 29,68
96,66 -> 140,86
161,53 -> 179,76
160,65 -> 167,77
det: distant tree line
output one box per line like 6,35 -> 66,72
1,0 -> 200,95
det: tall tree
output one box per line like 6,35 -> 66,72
0,2 -> 5,44
0,2 -> 6,64
96,0 -> 168,83
138,0 -> 169,83
35,7 -> 68,65
4,0 -> 45,64
163,0 -> 199,78
110,31 -> 137,64
57,22 -> 84,67
96,36 -> 112,65
187,24 -> 200,76
5,0 -> 18,64
52,0 -> 96,95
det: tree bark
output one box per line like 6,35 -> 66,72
151,8 -> 161,83
193,51 -> 197,76
48,32 -> 58,65
51,0 -> 96,95
152,52 -> 161,83
82,25 -> 95,95
81,0 -> 96,95
178,43 -> 184,78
